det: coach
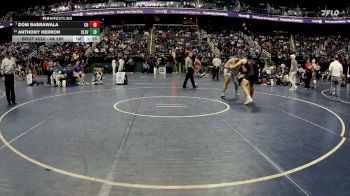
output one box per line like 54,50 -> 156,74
1,52 -> 16,106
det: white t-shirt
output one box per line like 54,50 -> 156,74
329,60 -> 343,77
26,74 -> 33,85
118,59 -> 125,72
112,60 -> 116,68
212,58 -> 222,68
1,57 -> 15,74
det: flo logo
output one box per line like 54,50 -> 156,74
321,10 -> 340,17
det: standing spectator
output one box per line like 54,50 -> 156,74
172,49 -> 178,74
311,59 -> 319,88
328,55 -> 343,99
118,57 -> 125,72
343,58 -> 349,84
117,56 -> 127,84
304,59 -> 312,89
45,60 -> 54,85
112,58 -> 117,75
212,55 -> 222,80
183,52 -> 196,88
1,52 -> 16,105
143,61 -> 150,73
126,57 -> 134,72
289,54 -> 298,91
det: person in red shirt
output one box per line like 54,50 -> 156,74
43,61 -> 50,85
304,59 -> 312,89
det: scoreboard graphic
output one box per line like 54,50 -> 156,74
12,17 -> 101,43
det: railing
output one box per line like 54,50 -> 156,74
261,49 -> 271,60
290,34 -> 295,50
239,31 -> 271,62
207,36 -> 220,56
148,27 -> 154,54
85,27 -> 107,57
338,48 -> 346,56
28,50 -> 37,59
240,31 -> 260,50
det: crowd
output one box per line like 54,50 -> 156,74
154,26 -> 199,56
91,25 -> 148,61
2,0 -> 350,24
241,29 -> 350,72
154,26 -> 212,70
250,31 -> 290,62
208,28 -> 254,60
0,23 -> 348,91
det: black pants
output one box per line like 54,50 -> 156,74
183,68 -> 196,88
47,70 -> 53,84
212,67 -> 219,80
4,74 -> 15,104
305,71 -> 312,88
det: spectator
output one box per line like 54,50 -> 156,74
329,55 -> 343,99
1,52 -> 16,105
72,61 -> 85,85
304,59 -> 312,89
26,70 -> 43,86
212,55 -> 222,80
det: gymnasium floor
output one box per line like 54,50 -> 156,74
0,73 -> 349,196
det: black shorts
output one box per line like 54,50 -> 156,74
244,74 -> 257,84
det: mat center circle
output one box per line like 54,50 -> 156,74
113,96 -> 230,118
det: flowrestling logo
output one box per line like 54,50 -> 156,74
41,16 -> 73,20
321,10 -> 340,17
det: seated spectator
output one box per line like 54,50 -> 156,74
92,67 -> 104,85
72,61 -> 85,85
143,62 -> 150,73
276,71 -> 283,85
65,64 -> 79,86
26,70 -> 43,86
51,64 -> 65,87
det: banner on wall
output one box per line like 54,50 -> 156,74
2,7 -> 350,30
62,8 -> 350,24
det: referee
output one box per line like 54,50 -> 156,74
1,52 -> 16,106
183,52 -> 197,88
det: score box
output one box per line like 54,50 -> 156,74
90,28 -> 100,35
90,21 -> 100,28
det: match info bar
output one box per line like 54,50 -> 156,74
12,28 -> 100,36
12,35 -> 100,42
13,21 -> 101,28
12,17 -> 101,42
